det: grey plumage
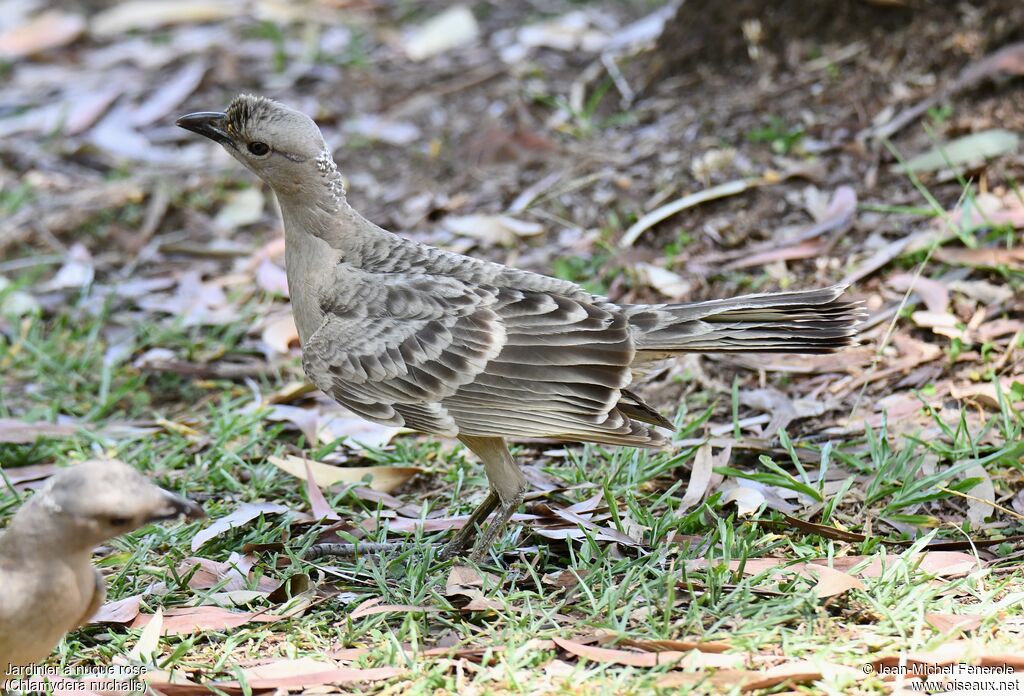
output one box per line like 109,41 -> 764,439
178,95 -> 860,561
0,460 -> 202,679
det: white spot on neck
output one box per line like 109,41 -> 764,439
316,147 -> 346,205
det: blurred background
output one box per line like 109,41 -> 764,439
2,0 -> 1022,436
2,0 -> 1024,690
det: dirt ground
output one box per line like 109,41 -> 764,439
1,0 -> 1023,692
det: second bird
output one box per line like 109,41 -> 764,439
178,95 -> 859,561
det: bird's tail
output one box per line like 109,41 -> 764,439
628,285 -> 862,355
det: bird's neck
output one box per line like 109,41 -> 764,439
311,146 -> 347,215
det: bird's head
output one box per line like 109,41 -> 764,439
22,459 -> 204,551
177,95 -> 337,198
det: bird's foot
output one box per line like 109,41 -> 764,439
466,490 -> 525,564
438,489 -> 500,560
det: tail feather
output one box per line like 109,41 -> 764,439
629,284 -> 863,355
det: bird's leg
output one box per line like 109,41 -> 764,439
468,487 -> 525,563
454,436 -> 528,563
439,489 -> 499,559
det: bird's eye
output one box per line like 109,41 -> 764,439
248,141 -> 270,156
108,516 -> 131,527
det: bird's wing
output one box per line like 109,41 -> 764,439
303,273 -> 506,435
304,270 -> 665,445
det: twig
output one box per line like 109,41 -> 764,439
304,542 -> 417,559
619,178 -> 763,248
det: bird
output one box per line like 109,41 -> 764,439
0,459 -> 203,682
178,95 -> 860,562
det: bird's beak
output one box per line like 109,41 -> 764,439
150,490 -> 206,522
176,111 -> 234,148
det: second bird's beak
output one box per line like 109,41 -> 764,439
176,111 -> 234,147
150,491 -> 206,522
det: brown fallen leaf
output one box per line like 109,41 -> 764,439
723,241 -> 823,270
260,313 -> 299,354
349,597 -> 439,619
1,462 -> 59,485
179,555 -> 279,593
91,1 -> 244,36
957,41 -> 1024,86
821,550 -> 979,578
635,263 -> 692,300
131,606 -> 280,636
263,404 -> 319,445
553,637 -> 743,669
934,246 -> 1024,270
678,442 -> 714,513
129,60 -> 207,128
887,273 -> 950,314
709,558 -> 865,599
89,594 -> 144,625
0,10 -> 85,58
605,636 -> 733,654
316,411 -> 403,449
268,454 -> 421,494
925,613 -> 984,634
304,459 -> 341,521
442,213 -> 544,247
190,502 -> 289,552
255,258 -> 289,297
218,658 -> 401,690
947,191 -> 1024,233
738,660 -> 858,691
0,419 -> 78,443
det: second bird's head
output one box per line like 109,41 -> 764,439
177,95 -> 333,197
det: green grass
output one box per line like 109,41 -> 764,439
2,294 -> 1023,694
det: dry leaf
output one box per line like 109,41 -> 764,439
1,462 -> 58,486
261,313 -> 299,354
345,115 -> 421,146
809,564 -> 866,599
91,1 -> 244,36
895,130 -> 1020,173
132,606 -> 279,636
635,263 -> 692,300
349,598 -> 438,619
221,659 -> 401,690
0,419 -> 77,444
934,246 -> 1024,270
679,442 -> 713,512
304,459 -> 340,521
191,502 -> 289,551
553,637 -> 742,669
443,214 -> 544,247
264,405 -> 318,445
128,607 -> 163,660
179,555 -> 278,593
255,259 -> 289,297
515,11 -> 609,52
214,188 -> 265,230
403,6 -> 479,61
316,412 -> 403,449
0,11 -> 85,58
888,273 -> 950,314
42,243 -> 94,291
962,464 -> 996,527
948,191 -> 1024,233
721,485 -> 766,516
268,454 -> 421,494
90,594 -> 144,625
130,60 -> 207,127
925,613 -> 983,634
